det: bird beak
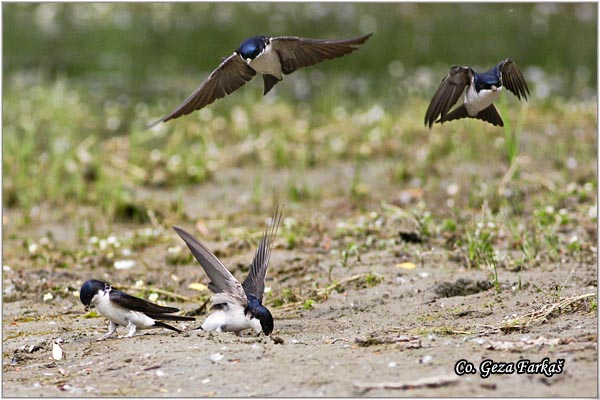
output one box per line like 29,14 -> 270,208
491,85 -> 498,92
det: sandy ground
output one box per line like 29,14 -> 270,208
2,160 -> 598,397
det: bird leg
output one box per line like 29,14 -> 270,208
98,321 -> 117,341
125,321 -> 137,337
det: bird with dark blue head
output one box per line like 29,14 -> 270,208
79,279 -> 194,340
245,294 -> 274,336
236,36 -> 268,60
173,204 -> 283,336
149,33 -> 372,127
425,58 -> 530,128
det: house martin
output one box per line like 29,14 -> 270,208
150,34 -> 372,126
173,205 -> 283,336
425,58 -> 530,128
79,279 -> 195,340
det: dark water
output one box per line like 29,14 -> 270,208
3,3 -> 597,98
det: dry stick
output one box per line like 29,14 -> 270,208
558,269 -> 575,293
523,170 -> 557,192
317,272 -> 382,296
497,156 -> 522,196
386,326 -> 476,335
497,156 -> 557,195
495,292 -> 596,331
383,293 -> 598,337
273,272 -> 381,312
354,375 -> 459,392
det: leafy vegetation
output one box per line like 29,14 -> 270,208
2,3 -> 597,310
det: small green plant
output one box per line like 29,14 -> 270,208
415,210 -> 434,239
339,242 -> 360,268
350,161 -> 369,206
465,229 -> 494,268
251,176 -> 264,207
287,181 -> 314,202
498,93 -> 526,166
166,245 -> 193,266
364,273 -> 384,287
270,288 -> 299,307
465,223 -> 501,292
486,256 -> 501,293
441,218 -> 457,233
303,299 -> 315,310
284,231 -> 297,249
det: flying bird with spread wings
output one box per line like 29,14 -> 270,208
150,34 -> 372,126
425,58 -> 530,128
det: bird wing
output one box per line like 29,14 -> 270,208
173,226 -> 248,306
150,53 -> 256,126
499,58 -> 530,101
242,204 -> 283,303
270,33 -> 372,75
108,289 -> 180,315
424,66 -> 473,128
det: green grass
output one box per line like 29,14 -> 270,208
3,59 -> 597,286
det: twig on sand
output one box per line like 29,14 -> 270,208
272,272 -> 382,313
316,272 -> 380,296
496,292 -> 596,332
353,375 -> 459,393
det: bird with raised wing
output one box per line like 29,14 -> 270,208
425,58 -> 529,128
173,205 -> 282,336
150,34 -> 372,126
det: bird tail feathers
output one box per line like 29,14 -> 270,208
474,105 -> 504,126
153,321 -> 183,333
438,104 -> 504,127
263,74 -> 281,95
146,313 -> 196,322
439,104 -> 469,123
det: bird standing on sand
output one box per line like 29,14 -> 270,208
79,279 -> 194,340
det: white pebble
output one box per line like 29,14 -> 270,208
167,246 -> 182,255
52,342 -> 63,360
114,260 -> 135,270
28,243 -> 39,254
